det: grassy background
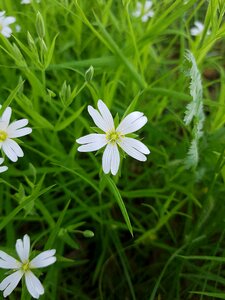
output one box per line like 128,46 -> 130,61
1,0 -> 225,299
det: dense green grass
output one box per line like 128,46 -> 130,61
0,0 -> 225,299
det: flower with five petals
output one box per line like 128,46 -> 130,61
76,100 -> 150,175
0,11 -> 16,38
0,234 -> 56,299
0,106 -> 32,162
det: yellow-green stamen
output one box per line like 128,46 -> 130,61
0,130 -> 7,142
106,131 -> 122,144
22,261 -> 30,272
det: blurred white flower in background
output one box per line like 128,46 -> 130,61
132,1 -> 154,22
0,234 -> 56,299
190,21 -> 211,36
21,0 -> 31,3
0,106 -> 32,162
76,100 -> 150,176
15,25 -> 21,32
0,11 -> 16,38
21,0 -> 41,3
0,158 -> 7,173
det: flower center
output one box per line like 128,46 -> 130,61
106,131 -> 122,144
22,261 -> 30,272
0,130 -> 7,142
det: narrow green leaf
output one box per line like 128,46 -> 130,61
104,175 -> 133,236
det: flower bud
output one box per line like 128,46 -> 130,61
85,65 -> 94,82
36,11 -> 45,38
60,81 -> 71,106
27,31 -> 36,51
83,230 -> 94,238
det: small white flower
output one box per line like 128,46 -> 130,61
15,25 -> 21,32
0,11 -> 16,38
21,0 -> 41,3
132,1 -> 154,22
0,158 -> 7,173
190,21 -> 211,36
0,105 -> 32,162
76,100 -> 150,175
0,234 -> 56,299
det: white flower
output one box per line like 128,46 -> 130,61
21,0 -> 41,3
190,21 -> 211,36
21,0 -> 31,3
76,100 -> 150,175
0,158 -> 7,173
0,234 -> 56,299
0,11 -> 16,38
132,1 -> 154,22
0,106 -> 32,162
15,25 -> 21,32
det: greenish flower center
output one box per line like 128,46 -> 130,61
106,131 -> 122,144
0,130 -> 7,142
22,261 -> 30,272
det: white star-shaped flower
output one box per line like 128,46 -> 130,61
0,234 -> 56,299
190,21 -> 211,36
0,158 -> 7,173
0,106 -> 32,162
0,11 -> 16,38
76,100 -> 150,175
132,1 -> 154,22
21,0 -> 41,3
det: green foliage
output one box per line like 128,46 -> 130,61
0,0 -> 225,299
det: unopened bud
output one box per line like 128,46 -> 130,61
36,11 -> 45,38
83,230 -> 94,238
12,43 -> 23,60
60,81 -> 71,106
27,31 -> 36,51
85,65 -> 94,82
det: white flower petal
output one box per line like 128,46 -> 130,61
97,100 -> 114,131
16,235 -> 30,263
30,249 -> 56,268
77,134 -> 107,152
121,137 -> 150,154
0,158 -> 3,164
0,270 -> 23,298
76,133 -> 106,145
102,144 -> 113,174
5,139 -> 24,158
102,143 -> 119,175
111,144 -> 120,175
0,251 -> 21,269
87,105 -> 108,132
1,27 -> 12,38
25,271 -> 44,299
7,119 -> 28,131
119,138 -> 147,161
2,140 -> 18,162
0,121 -> 8,131
0,107 -> 12,126
3,17 -> 16,26
190,28 -> 200,36
0,12 -> 5,18
0,166 -> 7,173
116,112 -> 147,134
122,115 -> 147,134
8,127 -> 32,138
